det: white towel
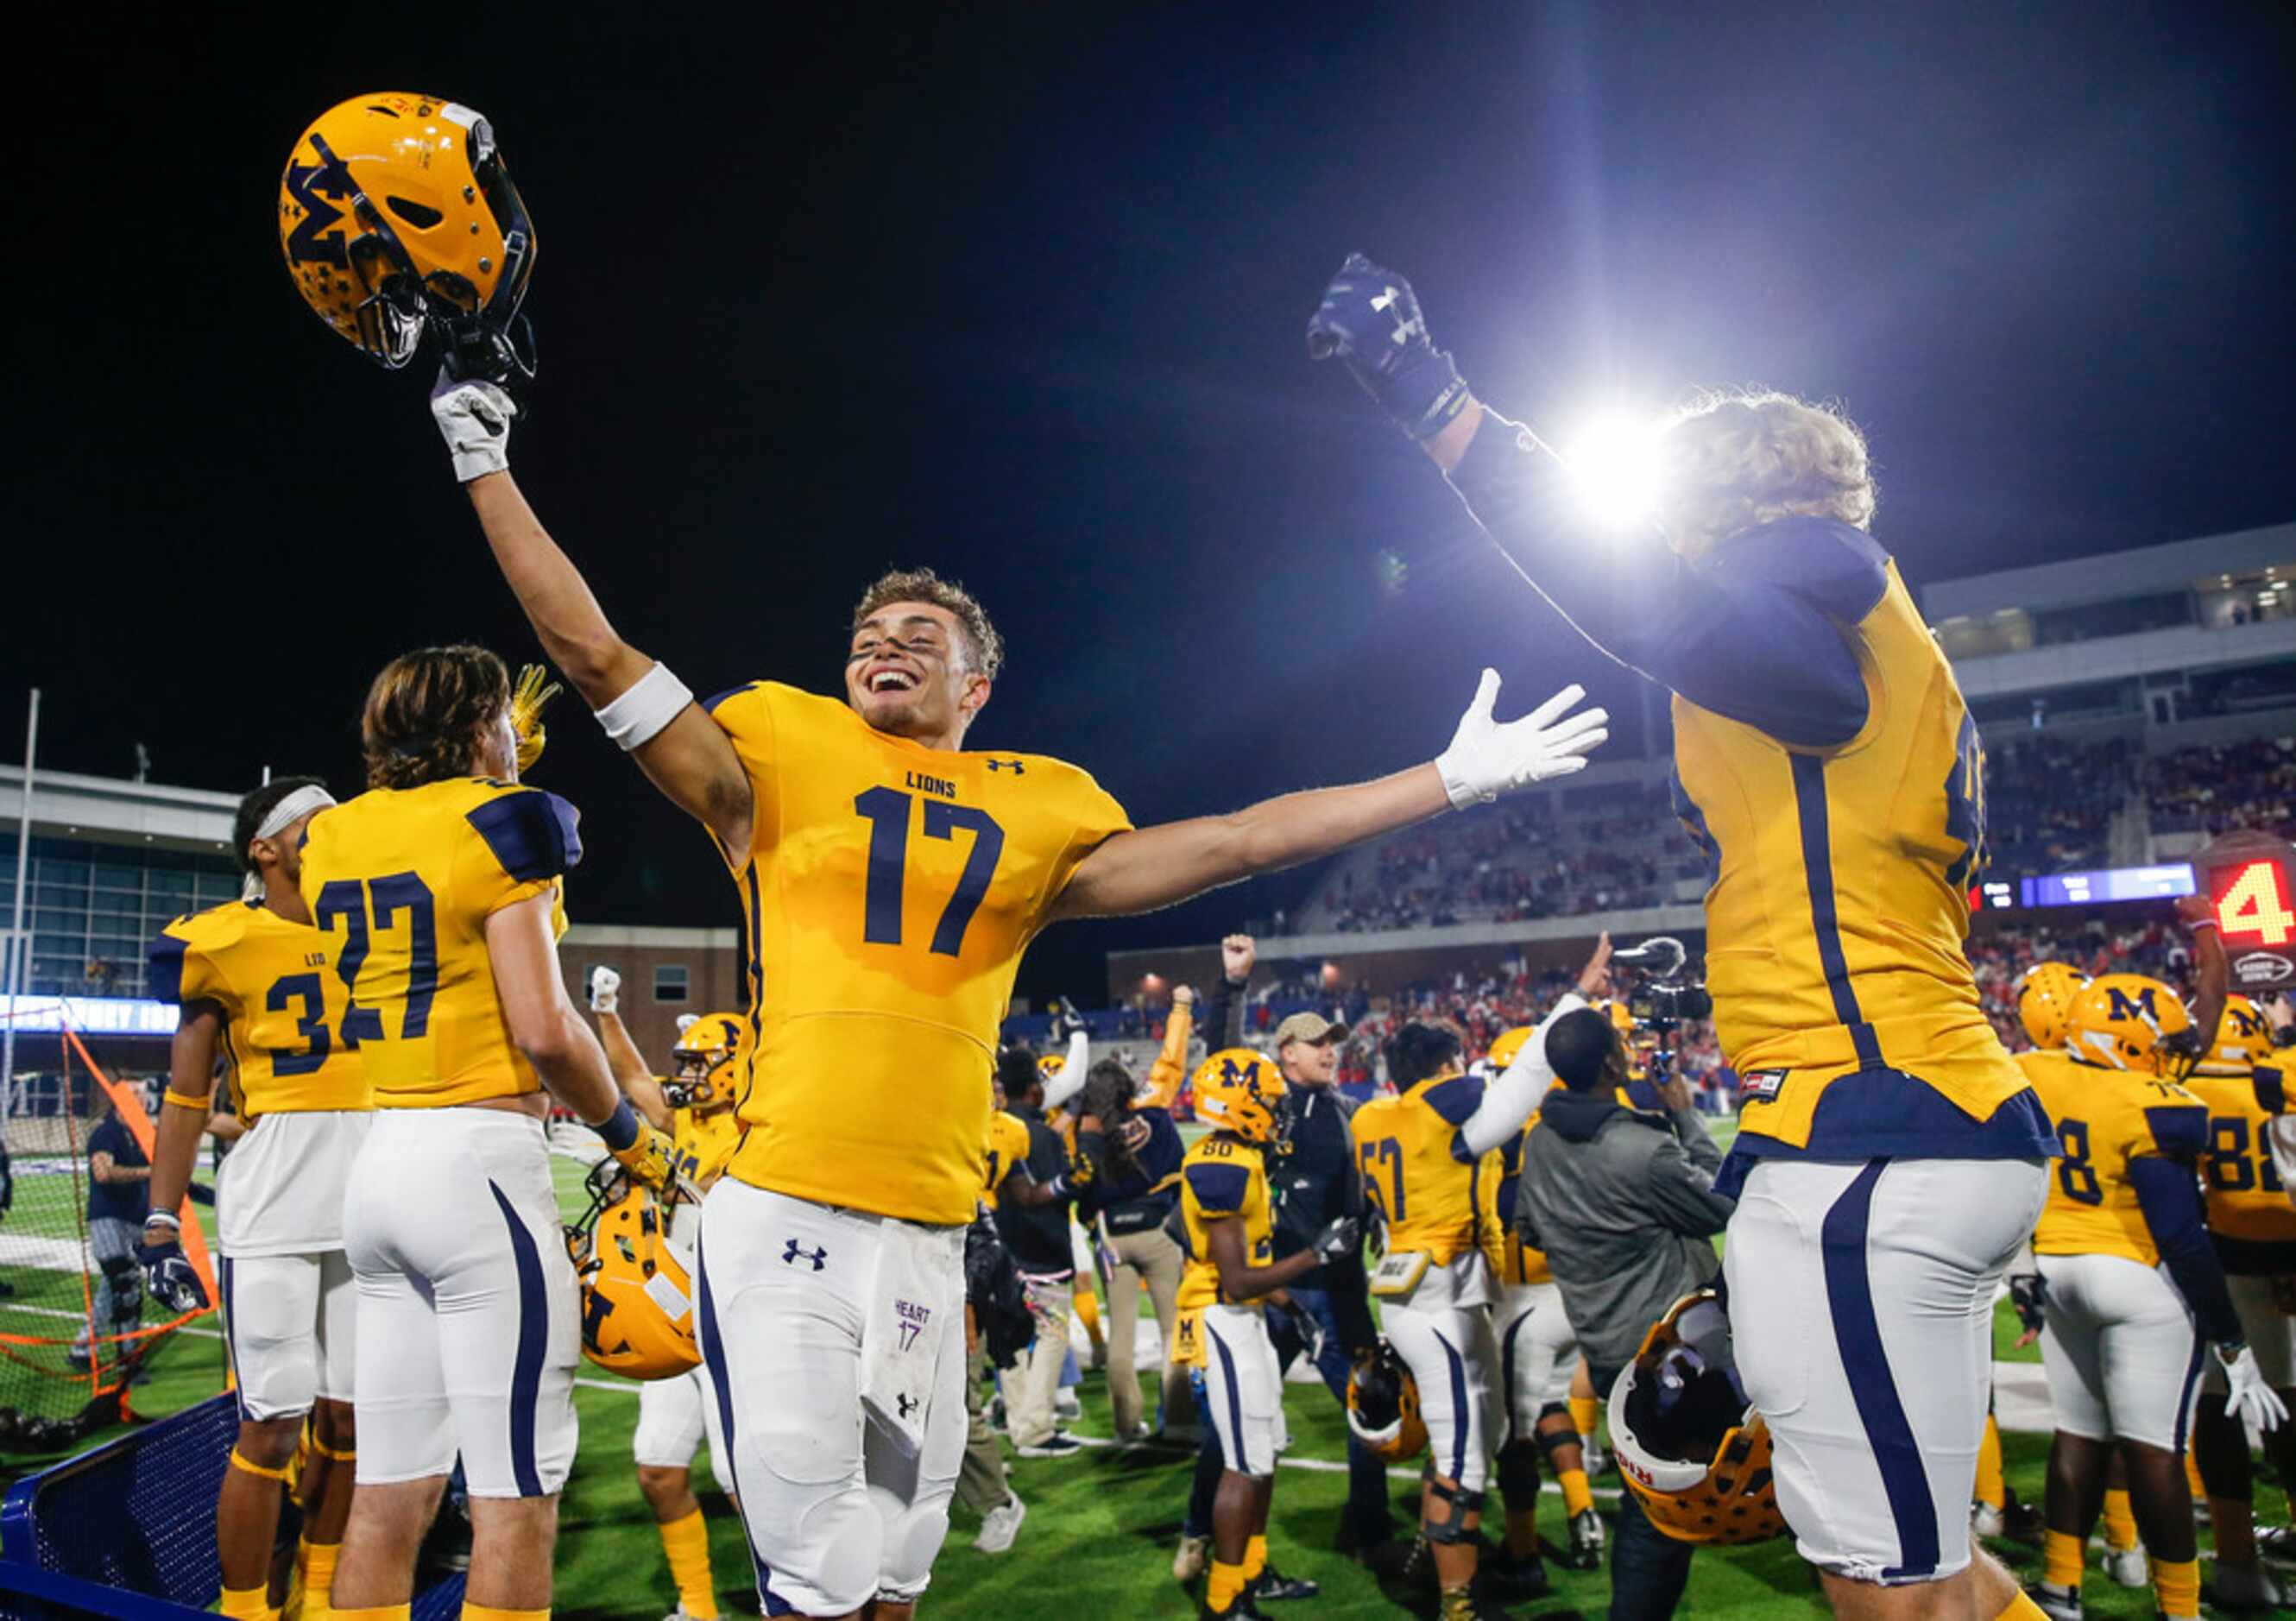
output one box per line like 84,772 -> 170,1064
860,1219 -> 949,1459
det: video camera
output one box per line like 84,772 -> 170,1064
1615,937 -> 1713,1037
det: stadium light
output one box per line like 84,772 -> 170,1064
1557,412 -> 1666,528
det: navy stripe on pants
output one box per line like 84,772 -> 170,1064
1205,1318 -> 1248,1473
696,1227 -> 794,1617
1433,1328 -> 1470,1485
219,1256 -> 249,1422
487,1182 -> 549,1498
2173,1327 -> 2206,1455
1819,1159 -> 1938,1580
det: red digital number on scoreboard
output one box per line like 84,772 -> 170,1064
2214,857 -> 2296,947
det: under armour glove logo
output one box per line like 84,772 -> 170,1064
782,1238 -> 828,1271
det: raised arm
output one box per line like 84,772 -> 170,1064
1140,986 -> 1195,1109
586,966 -> 672,1132
1459,992 -> 1586,1158
1051,678 -> 1605,921
430,384 -> 754,861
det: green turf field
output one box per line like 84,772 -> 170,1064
8,1132 -> 2286,1618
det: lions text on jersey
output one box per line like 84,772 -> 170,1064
702,682 -> 1130,1225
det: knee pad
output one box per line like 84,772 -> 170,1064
1422,1475 -> 1486,1544
1496,1441 -> 1541,1500
1536,1422 -> 1581,1464
1536,1400 -> 1571,1424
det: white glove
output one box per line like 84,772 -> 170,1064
2218,1341 -> 2288,1434
1435,672 -> 1609,809
430,371 -> 516,483
588,965 -> 621,1015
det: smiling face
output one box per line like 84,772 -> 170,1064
845,600 -> 991,744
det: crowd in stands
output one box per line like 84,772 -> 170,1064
1982,735 -> 2130,873
2147,736 -> 2296,840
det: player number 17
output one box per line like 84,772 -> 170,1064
854,788 -> 1006,956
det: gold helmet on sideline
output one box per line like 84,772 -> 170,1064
564,1160 -> 700,1381
1610,1290 -> 1787,1547
2196,995 -> 2273,1078
2066,974 -> 2195,1076
1347,1340 -> 1428,1464
1190,1049 -> 1288,1144
2015,962 -> 2090,1051
280,92 -> 537,376
666,1012 -> 744,1110
1487,1025 -> 1536,1072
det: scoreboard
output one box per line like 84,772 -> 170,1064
2195,830 -> 2296,989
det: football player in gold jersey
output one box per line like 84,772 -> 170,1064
1176,1050 -> 1359,1620
306,647 -> 675,1621
142,777 -> 368,1621
1314,254 -> 2059,1619
590,969 -> 746,1621
2186,993 -> 2296,1610
2011,952 -> 2281,1621
430,378 -> 1606,1619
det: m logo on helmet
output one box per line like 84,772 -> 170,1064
1221,1056 -> 1255,1087
282,155 -> 352,268
2107,986 -> 2160,1024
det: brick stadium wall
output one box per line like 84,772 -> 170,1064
557,925 -> 745,1070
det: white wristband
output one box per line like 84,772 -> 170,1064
592,661 -> 696,754
144,1211 -> 181,1231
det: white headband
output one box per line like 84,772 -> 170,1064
254,785 -> 336,843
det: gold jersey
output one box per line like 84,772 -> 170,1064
2021,1049 -> 2208,1267
1351,1071 -> 1493,1266
672,1105 -> 743,1191
1677,548 -> 2049,1171
1480,1107 -> 1555,1288
2187,1070 -> 2296,1252
703,682 -> 1131,1225
1176,1132 -> 1277,1319
299,778 -> 578,1109
148,900 -> 370,1123
981,1108 -> 1033,1209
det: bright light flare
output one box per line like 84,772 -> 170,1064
1559,413 -> 1666,528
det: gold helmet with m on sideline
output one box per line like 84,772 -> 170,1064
2066,974 -> 2196,1076
1190,1048 -> 1288,1144
2195,994 -> 2273,1078
564,1160 -> 700,1381
280,92 -> 537,378
665,1012 -> 744,1110
2015,961 -> 2090,1051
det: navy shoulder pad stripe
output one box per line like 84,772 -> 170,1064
467,789 -> 583,883
703,682 -> 760,715
1185,1161 -> 1249,1214
146,932 -> 188,1006
2145,1102 -> 2208,1157
1423,1074 -> 1485,1127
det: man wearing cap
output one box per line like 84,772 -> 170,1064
1205,937 -> 1393,1559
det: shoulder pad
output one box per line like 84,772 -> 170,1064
1706,516 -> 1888,624
466,787 -> 583,881
1184,1160 -> 1249,1214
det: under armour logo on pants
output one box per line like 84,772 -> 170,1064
782,1238 -> 828,1271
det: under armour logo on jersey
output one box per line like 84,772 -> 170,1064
781,1239 -> 828,1271
985,758 -> 1025,774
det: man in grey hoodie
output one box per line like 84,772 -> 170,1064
1516,1006 -> 1735,1620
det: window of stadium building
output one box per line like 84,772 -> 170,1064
653,963 -> 690,1003
0,834 -> 241,998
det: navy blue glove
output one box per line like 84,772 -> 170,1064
1307,253 -> 1473,440
138,1236 -> 208,1315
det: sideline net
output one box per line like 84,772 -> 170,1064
0,1018 -> 218,1449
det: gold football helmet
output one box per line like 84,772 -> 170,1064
1347,1340 -> 1429,1464
2066,974 -> 2195,1076
2015,962 -> 2090,1051
1486,1025 -> 1536,1072
280,92 -> 537,378
564,1161 -> 700,1381
1610,1290 -> 1787,1547
2196,994 -> 2273,1078
666,1012 -> 744,1111
1190,1048 -> 1288,1144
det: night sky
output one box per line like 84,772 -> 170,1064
11,4 -> 2293,1006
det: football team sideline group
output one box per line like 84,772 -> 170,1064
127,91 -> 2296,1621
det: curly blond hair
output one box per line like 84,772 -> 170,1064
852,567 -> 1005,681
361,645 -> 512,789
1656,389 -> 1876,558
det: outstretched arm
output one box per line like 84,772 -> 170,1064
1052,678 -> 1605,921
431,385 -> 754,861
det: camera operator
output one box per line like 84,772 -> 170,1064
1200,935 -> 1392,1559
1515,1002 -> 1735,1619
